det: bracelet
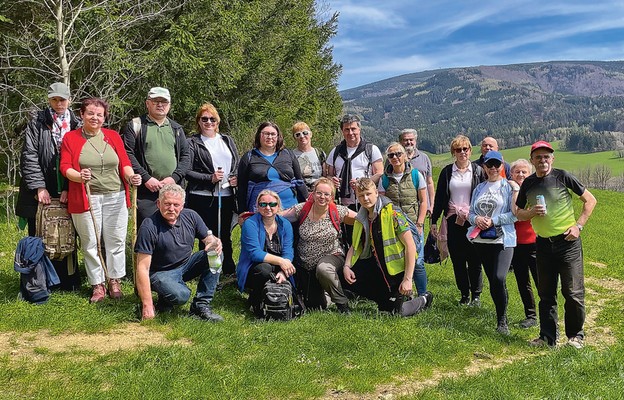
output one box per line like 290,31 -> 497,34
416,222 -> 424,228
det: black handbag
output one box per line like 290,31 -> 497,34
423,231 -> 441,264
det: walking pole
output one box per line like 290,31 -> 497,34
131,184 -> 138,291
217,167 -> 223,237
85,182 -> 109,280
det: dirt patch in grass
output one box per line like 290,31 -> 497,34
325,276 -> 624,400
0,324 -> 191,359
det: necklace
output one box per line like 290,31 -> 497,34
311,204 -> 327,221
83,130 -> 108,174
263,219 -> 277,235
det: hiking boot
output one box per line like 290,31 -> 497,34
108,279 -> 123,300
469,296 -> 481,307
529,337 -> 555,348
155,298 -> 174,314
459,296 -> 470,306
189,304 -> 223,322
336,303 -> 351,314
567,336 -> 584,349
423,291 -> 434,309
90,283 -> 106,303
519,317 -> 537,329
496,316 -> 510,335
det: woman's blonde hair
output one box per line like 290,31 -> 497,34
256,189 -> 282,210
449,135 -> 472,155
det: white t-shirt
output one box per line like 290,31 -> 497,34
199,134 -> 233,197
327,144 -> 383,205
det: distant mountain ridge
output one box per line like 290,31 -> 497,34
340,61 -> 624,153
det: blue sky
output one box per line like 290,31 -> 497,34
325,0 -> 624,90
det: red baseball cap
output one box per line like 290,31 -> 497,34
530,140 -> 554,154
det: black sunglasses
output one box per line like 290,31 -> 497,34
258,202 -> 278,208
200,117 -> 217,123
387,152 -> 404,159
485,160 -> 502,168
294,130 -> 310,138
454,147 -> 470,153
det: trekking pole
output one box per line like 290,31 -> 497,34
85,181 -> 109,280
131,184 -> 138,291
217,167 -> 222,238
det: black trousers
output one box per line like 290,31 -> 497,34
511,243 -> 538,320
446,214 -> 483,298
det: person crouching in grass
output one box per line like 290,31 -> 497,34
341,177 -> 433,316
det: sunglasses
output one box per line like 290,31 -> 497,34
258,202 -> 278,208
200,117 -> 217,123
387,152 -> 404,159
485,160 -> 502,168
454,147 -> 470,153
294,130 -> 310,138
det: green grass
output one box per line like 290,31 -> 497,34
0,189 -> 622,399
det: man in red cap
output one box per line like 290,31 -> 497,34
515,140 -> 596,349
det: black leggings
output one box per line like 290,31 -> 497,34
475,243 -> 513,320
446,215 -> 483,298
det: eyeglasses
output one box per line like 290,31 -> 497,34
261,131 -> 278,137
387,152 -> 404,159
258,202 -> 278,208
294,130 -> 310,138
200,117 -> 217,123
314,191 -> 332,197
454,147 -> 470,153
150,99 -> 170,105
485,161 -> 502,168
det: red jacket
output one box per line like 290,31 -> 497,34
60,128 -> 132,213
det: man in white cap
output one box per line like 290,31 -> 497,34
516,140 -> 596,349
122,87 -> 191,227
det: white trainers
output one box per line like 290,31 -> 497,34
567,336 -> 584,349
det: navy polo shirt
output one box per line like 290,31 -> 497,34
135,208 -> 209,271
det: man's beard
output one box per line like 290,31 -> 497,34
404,145 -> 415,155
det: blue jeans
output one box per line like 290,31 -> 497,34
414,230 -> 428,295
150,250 -> 220,309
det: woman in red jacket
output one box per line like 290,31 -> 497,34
60,98 -> 141,302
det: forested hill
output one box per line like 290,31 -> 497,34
341,61 -> 624,154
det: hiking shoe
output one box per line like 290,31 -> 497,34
469,296 -> 481,307
529,337 -> 555,348
567,336 -> 584,349
423,291 -> 434,309
459,296 -> 470,306
336,303 -> 351,314
519,317 -> 537,329
155,299 -> 174,314
90,283 -> 106,303
108,279 -> 123,300
496,317 -> 510,336
189,305 -> 223,322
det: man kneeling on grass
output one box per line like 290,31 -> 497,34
135,184 -> 223,321
341,178 -> 433,315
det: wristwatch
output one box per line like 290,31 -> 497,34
576,224 -> 584,231
416,222 -> 424,228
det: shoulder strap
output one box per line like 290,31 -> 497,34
315,147 -> 326,165
411,169 -> 419,188
381,174 -> 389,190
298,194 -> 315,225
132,117 -> 142,138
327,202 -> 341,233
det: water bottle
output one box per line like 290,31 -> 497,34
536,195 -> 547,215
206,230 -> 222,274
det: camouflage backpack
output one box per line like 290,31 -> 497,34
36,199 -> 76,260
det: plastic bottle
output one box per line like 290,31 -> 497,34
206,230 -> 222,274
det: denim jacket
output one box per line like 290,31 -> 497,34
466,178 -> 517,248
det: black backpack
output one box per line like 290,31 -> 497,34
261,273 -> 305,320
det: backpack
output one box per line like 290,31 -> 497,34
381,168 -> 420,191
390,202 -> 421,245
36,199 -> 76,261
261,273 -> 304,320
314,147 -> 326,166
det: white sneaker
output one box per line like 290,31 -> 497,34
567,336 -> 584,349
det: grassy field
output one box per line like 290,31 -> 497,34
429,140 -> 624,175
0,189 -> 622,399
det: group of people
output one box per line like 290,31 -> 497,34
17,83 -> 596,349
